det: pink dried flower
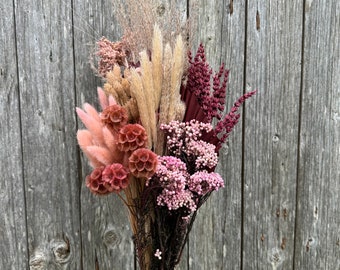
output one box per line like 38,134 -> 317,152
86,166 -> 110,195
188,171 -> 224,195
160,120 -> 212,157
96,37 -> 127,77
154,249 -> 162,260
129,148 -> 158,178
154,156 -> 188,181
97,87 -> 117,110
117,124 -> 148,152
150,156 -> 196,212
186,140 -> 218,170
76,106 -> 104,145
157,189 -> 196,212
77,104 -> 122,167
102,163 -> 129,191
101,104 -> 128,133
148,156 -> 187,191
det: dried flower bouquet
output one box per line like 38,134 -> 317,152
76,3 -> 255,269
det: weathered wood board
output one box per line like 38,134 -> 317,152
294,1 -> 340,269
0,1 -> 28,269
243,1 -> 303,269
12,0 -> 81,268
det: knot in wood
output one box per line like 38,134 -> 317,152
272,134 -> 280,143
103,229 -> 121,248
268,248 -> 284,267
29,250 -> 48,270
50,238 -> 71,264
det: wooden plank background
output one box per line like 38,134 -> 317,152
0,0 -> 339,269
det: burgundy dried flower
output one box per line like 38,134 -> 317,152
102,163 -> 129,191
117,124 -> 148,152
101,104 -> 128,133
128,148 -> 158,178
211,90 -> 257,151
181,44 -> 212,123
86,166 -> 110,195
181,44 -> 256,152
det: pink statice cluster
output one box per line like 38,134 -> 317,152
147,120 -> 224,213
148,156 -> 196,212
188,171 -> 224,196
77,88 -> 158,195
161,120 -> 218,171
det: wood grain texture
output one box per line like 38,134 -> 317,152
0,1 -> 28,269
243,1 -> 303,269
189,1 -> 246,269
294,1 -> 340,269
14,0 -> 81,268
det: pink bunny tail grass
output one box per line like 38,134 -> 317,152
97,87 -> 118,110
83,103 -> 101,122
108,95 -> 117,106
102,126 -> 118,153
77,130 -> 93,149
86,145 -> 117,166
98,87 -> 109,110
76,107 -> 105,146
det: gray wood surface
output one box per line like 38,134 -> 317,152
294,1 -> 340,269
0,1 -> 28,269
0,0 -> 339,269
243,1 -> 303,269
13,0 -> 81,269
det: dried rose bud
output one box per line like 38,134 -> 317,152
86,166 -> 111,195
101,104 -> 128,133
129,148 -> 158,178
117,124 -> 147,152
102,163 -> 129,191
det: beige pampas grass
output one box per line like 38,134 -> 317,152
151,24 -> 163,108
155,43 -> 172,155
153,26 -> 187,155
168,34 -> 186,122
139,50 -> 157,148
129,68 -> 153,148
104,65 -> 130,105
99,24 -> 187,155
124,98 -> 139,122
